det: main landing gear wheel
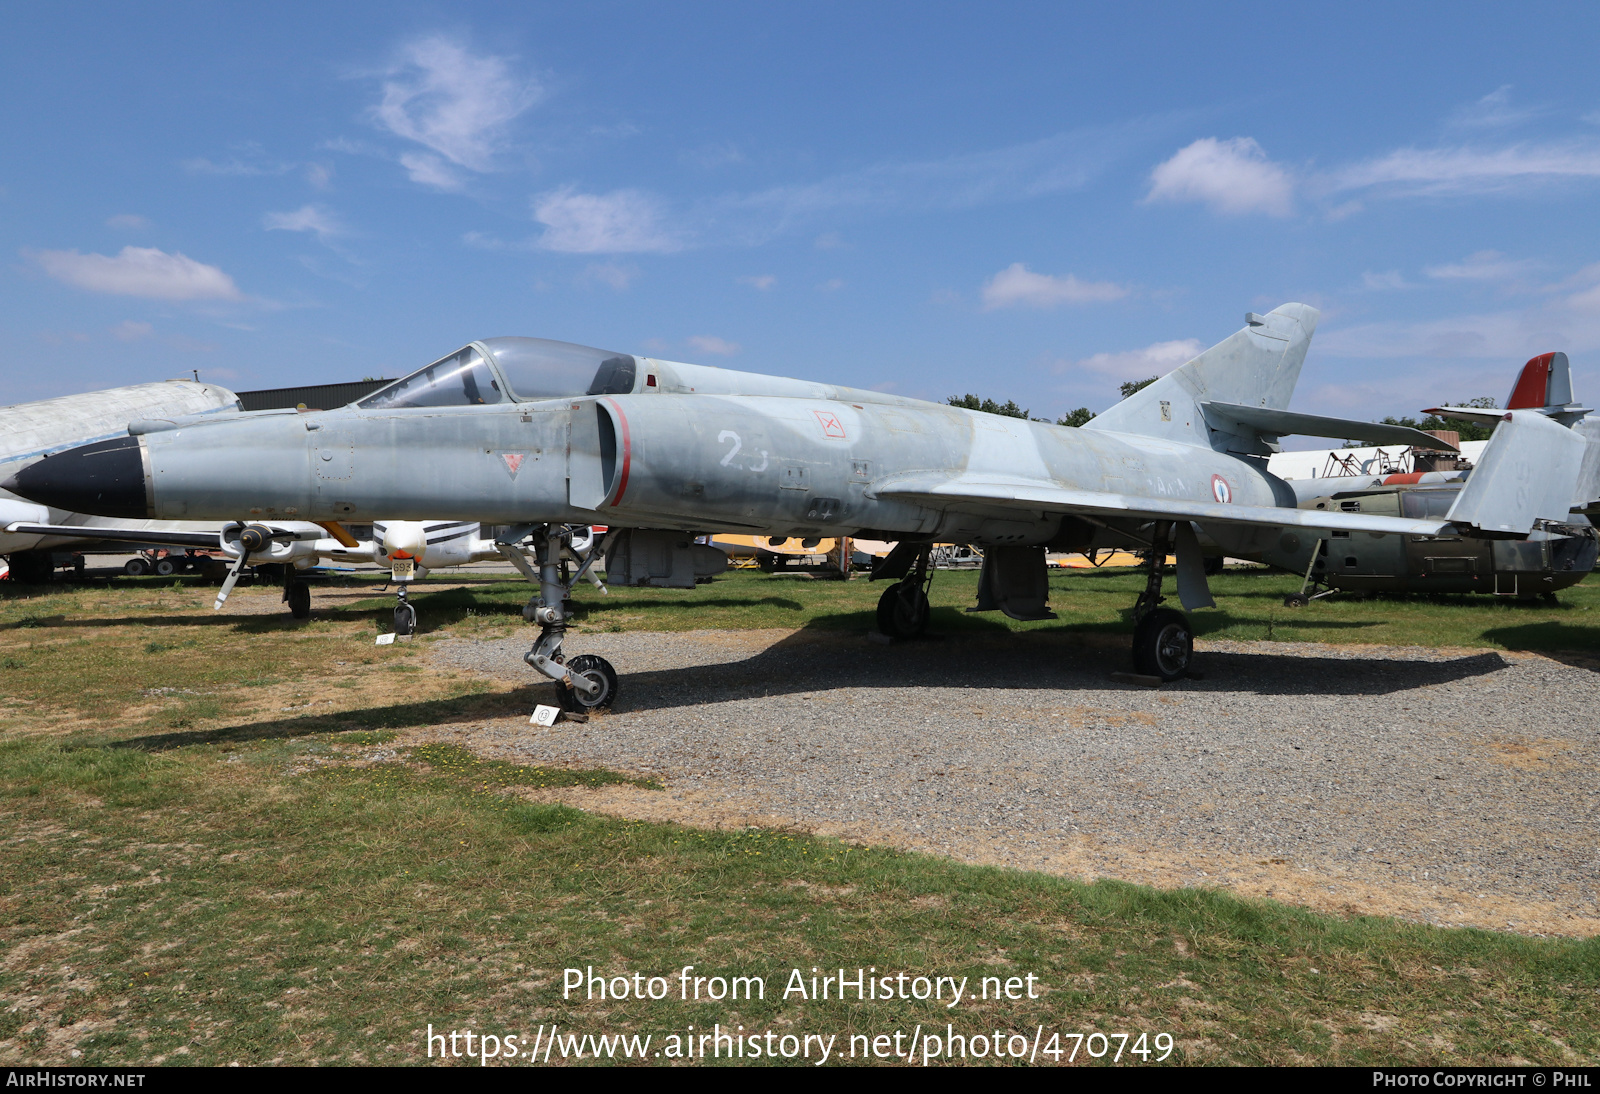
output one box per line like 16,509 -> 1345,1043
1283,593 -> 1310,608
558,654 -> 618,713
876,582 -> 930,639
393,601 -> 417,637
284,581 -> 312,620
1132,607 -> 1192,682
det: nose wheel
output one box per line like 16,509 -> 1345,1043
558,654 -> 618,713
284,580 -> 312,620
522,524 -> 622,714
393,601 -> 417,637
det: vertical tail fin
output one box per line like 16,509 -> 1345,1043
1506,352 -> 1572,410
1084,303 -> 1320,451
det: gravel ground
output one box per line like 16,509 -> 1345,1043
428,627 -> 1600,936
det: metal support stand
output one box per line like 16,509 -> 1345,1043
1285,539 -> 1336,606
1132,521 -> 1173,623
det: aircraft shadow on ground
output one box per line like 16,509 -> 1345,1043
109,622 -> 1515,751
1481,623 -> 1600,666
112,689 -> 537,753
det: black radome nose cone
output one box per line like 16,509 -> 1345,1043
6,436 -> 151,518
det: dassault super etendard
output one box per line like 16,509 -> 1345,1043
9,303 -> 1595,707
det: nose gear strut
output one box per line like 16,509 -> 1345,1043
519,524 -> 617,711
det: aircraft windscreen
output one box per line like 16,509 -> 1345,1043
359,347 -> 505,410
480,337 -> 637,400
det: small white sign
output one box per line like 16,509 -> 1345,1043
375,632 -> 396,646
391,558 -> 415,581
530,704 -> 560,726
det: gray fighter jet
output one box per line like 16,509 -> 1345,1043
9,305 -> 1594,708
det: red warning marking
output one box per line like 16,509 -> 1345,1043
502,453 -> 525,477
1507,352 -> 1555,409
814,410 -> 847,439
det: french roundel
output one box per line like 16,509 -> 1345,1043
1211,474 -> 1232,504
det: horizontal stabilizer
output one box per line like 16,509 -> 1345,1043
1202,402 -> 1457,450
1444,411 -> 1586,533
1421,405 -> 1505,427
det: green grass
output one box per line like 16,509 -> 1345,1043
346,567 -> 1600,655
3,572 -> 1599,1065
2,724 -> 1597,1066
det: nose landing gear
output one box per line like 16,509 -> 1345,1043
520,525 -> 617,712
392,584 -> 417,636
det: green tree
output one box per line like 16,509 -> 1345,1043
1119,376 -> 1159,399
1056,407 -> 1094,427
1378,396 -> 1500,443
946,393 -> 1032,419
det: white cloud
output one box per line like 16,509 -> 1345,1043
400,151 -> 466,191
724,121 -> 1161,244
33,246 -> 242,301
1361,270 -> 1412,291
182,142 -> 292,177
375,35 -> 539,172
1321,268 -> 1600,361
1061,339 -> 1203,382
687,335 -> 741,356
1424,250 -> 1535,281
305,163 -> 333,189
680,142 -> 744,169
263,204 -> 345,240
1329,142 -> 1600,197
981,263 -> 1130,310
817,278 -> 845,292
1145,137 -> 1295,216
578,263 -> 638,290
110,320 -> 154,341
532,187 -> 680,253
1448,86 -> 1542,130
105,214 -> 149,230
738,274 -> 776,290
814,232 -> 845,250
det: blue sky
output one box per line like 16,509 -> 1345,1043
5,2 -> 1600,438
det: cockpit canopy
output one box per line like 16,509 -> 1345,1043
357,337 -> 637,410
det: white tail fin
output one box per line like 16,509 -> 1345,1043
1446,410 -> 1586,533
1085,303 -> 1319,452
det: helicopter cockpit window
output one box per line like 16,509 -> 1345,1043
358,347 -> 505,409
479,337 -> 638,400
1400,490 -> 1458,520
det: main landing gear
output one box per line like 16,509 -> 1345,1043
875,543 -> 933,639
520,524 -> 617,713
1130,521 -> 1194,682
